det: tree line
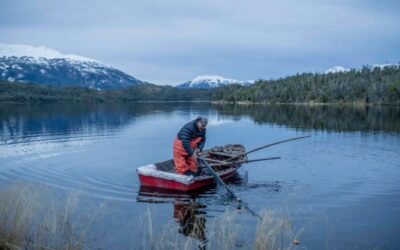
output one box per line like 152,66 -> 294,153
1,65 -> 399,105
212,65 -> 400,105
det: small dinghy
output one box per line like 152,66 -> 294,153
137,136 -> 309,192
137,144 -> 247,191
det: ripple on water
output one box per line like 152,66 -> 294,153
0,128 -> 143,202
2,163 -> 141,202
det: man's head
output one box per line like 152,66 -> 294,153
196,117 -> 208,131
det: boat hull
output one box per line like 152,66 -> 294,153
137,144 -> 246,191
138,165 -> 239,191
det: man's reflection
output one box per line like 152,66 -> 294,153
173,199 -> 207,243
137,187 -> 209,248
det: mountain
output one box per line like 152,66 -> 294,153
372,63 -> 399,69
325,64 -> 399,74
325,66 -> 351,74
0,43 -> 143,89
177,75 -> 252,89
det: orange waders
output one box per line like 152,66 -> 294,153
173,137 -> 203,174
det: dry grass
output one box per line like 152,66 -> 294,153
0,184 -> 302,250
143,207 -> 303,250
255,210 -> 303,250
0,183 -> 104,250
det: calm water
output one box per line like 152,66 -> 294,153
0,103 -> 399,249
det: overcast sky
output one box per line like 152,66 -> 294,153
1,0 -> 399,85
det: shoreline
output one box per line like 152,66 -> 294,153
211,100 -> 399,107
1,100 -> 398,107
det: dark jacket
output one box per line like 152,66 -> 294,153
177,119 -> 206,156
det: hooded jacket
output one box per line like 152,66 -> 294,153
177,118 -> 206,156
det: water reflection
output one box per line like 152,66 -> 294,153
0,102 -> 398,249
214,104 -> 400,132
136,172 -> 281,249
1,103 -> 398,145
0,103 -> 214,143
137,186 -> 209,248
174,200 -> 207,247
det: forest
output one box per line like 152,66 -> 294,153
1,65 -> 399,105
212,65 -> 400,105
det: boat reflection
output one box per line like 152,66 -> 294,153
136,172 -> 277,249
137,185 -> 211,248
173,199 -> 207,243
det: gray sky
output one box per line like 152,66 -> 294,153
1,0 -> 399,85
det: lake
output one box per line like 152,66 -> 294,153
0,103 -> 399,249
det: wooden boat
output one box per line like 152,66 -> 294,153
137,144 -> 247,191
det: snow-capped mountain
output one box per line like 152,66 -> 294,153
325,64 -> 399,74
0,43 -> 142,89
325,66 -> 351,74
371,63 -> 399,69
178,75 -> 250,89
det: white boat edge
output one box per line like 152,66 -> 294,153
137,164 -> 238,185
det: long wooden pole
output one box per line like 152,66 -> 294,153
198,157 -> 237,198
226,135 -> 310,162
208,156 -> 280,167
198,157 -> 228,164
198,157 -> 262,220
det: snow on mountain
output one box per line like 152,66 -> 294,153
325,66 -> 350,74
0,43 -> 142,89
0,43 -> 97,62
178,75 -> 250,89
372,63 -> 399,69
324,64 -> 399,74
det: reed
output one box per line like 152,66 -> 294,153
254,210 -> 303,250
0,183 -> 103,250
0,183 -> 301,249
142,207 -> 302,250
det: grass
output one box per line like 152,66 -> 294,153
0,183 -> 302,250
255,210 -> 302,250
142,207 -> 303,250
0,183 -> 104,250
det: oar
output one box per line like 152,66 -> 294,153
198,157 -> 262,220
206,151 -> 240,158
226,135 -> 311,162
198,157 -> 227,164
208,156 -> 281,167
198,156 -> 280,167
198,157 -> 237,198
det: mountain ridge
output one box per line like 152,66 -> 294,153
177,74 -> 253,89
0,43 -> 143,89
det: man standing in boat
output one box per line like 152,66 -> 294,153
173,117 -> 208,176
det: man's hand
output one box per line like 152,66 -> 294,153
192,149 -> 198,160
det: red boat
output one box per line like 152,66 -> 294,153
137,144 -> 246,191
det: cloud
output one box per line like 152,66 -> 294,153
1,0 -> 399,84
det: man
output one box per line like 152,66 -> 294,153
173,117 -> 208,176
